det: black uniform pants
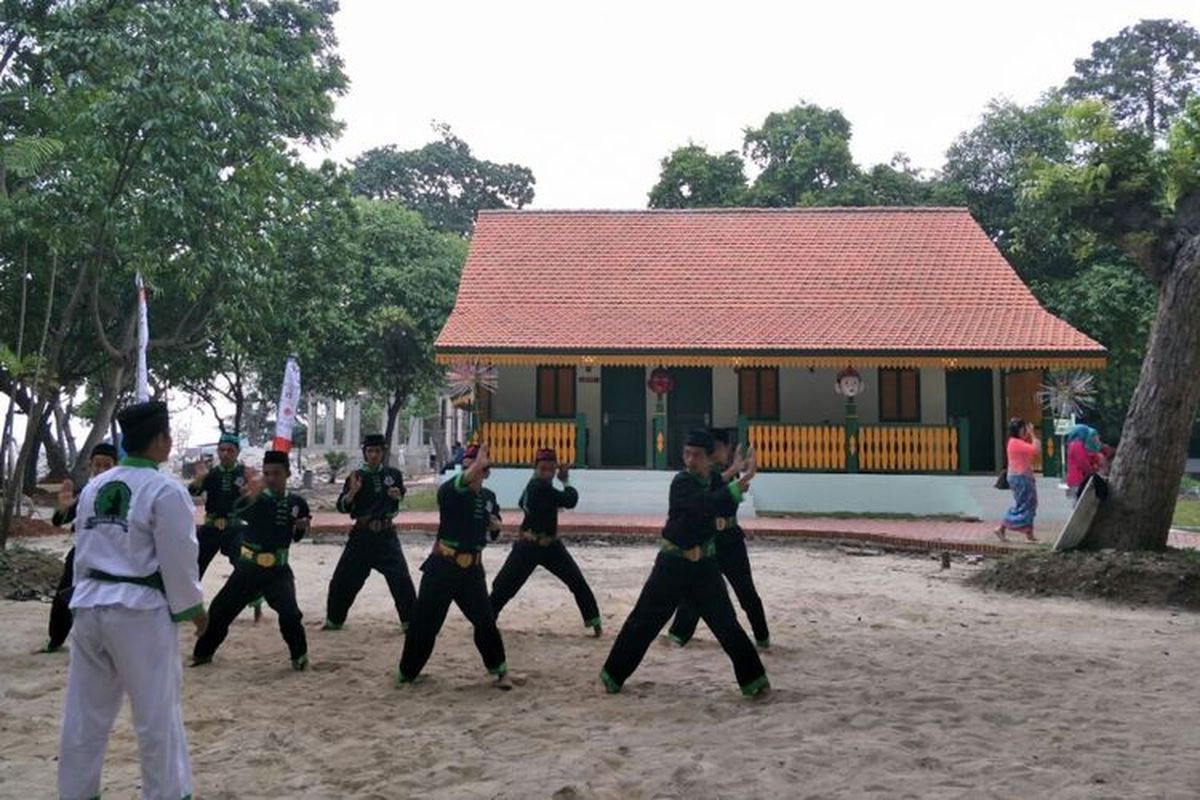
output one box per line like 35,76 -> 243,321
47,547 -> 75,650
601,553 -> 767,693
397,553 -> 506,681
325,528 -> 416,627
490,539 -> 601,626
197,522 -> 243,578
194,563 -> 306,661
669,533 -> 769,645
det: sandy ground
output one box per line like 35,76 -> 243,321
3,534 -> 1200,799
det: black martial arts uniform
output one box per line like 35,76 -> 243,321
43,494 -> 81,652
188,463 -> 248,577
600,470 -> 769,696
323,464 -> 415,630
667,470 -> 769,647
489,476 -> 600,629
396,472 -> 507,682
193,490 -> 310,666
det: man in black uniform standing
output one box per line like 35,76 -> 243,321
667,429 -> 770,649
37,443 -> 118,653
599,429 -> 769,697
397,443 -> 511,689
322,433 -> 415,631
193,451 -> 311,670
489,447 -> 601,636
188,432 -> 249,577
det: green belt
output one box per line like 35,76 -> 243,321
86,568 -> 165,592
239,544 -> 289,568
659,538 -> 717,561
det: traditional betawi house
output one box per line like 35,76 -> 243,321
434,208 -> 1106,475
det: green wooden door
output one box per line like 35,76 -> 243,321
946,369 -> 996,472
601,367 -> 647,467
667,368 -> 713,469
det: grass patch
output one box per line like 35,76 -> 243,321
403,486 -> 439,513
969,548 -> 1200,611
1175,498 -> 1200,530
756,510 -> 968,522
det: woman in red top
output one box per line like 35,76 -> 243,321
995,418 -> 1040,542
1065,425 -> 1103,503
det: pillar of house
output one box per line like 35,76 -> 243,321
346,398 -> 361,450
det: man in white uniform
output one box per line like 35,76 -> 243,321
58,401 -> 208,800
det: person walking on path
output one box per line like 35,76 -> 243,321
996,418 -> 1041,542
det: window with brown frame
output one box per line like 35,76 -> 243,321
879,368 -> 921,422
738,367 -> 779,420
536,366 -> 576,418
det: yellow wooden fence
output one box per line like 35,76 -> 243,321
479,420 -> 578,466
748,424 -> 847,471
858,425 -> 959,472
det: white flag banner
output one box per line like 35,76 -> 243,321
272,357 -> 301,452
135,272 -> 149,402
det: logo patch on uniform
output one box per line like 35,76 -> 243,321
86,481 -> 133,530
234,476 -> 245,488
384,476 -> 395,487
291,505 -> 301,518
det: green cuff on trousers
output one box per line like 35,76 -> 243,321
599,669 -> 621,694
741,674 -> 770,697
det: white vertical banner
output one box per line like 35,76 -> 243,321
134,272 -> 149,402
272,357 -> 301,452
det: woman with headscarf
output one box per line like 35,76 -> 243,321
995,417 -> 1040,542
1065,424 -> 1103,503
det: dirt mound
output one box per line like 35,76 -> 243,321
8,516 -> 60,538
0,545 -> 64,601
969,549 -> 1200,611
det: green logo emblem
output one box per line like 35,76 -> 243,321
91,482 -> 133,525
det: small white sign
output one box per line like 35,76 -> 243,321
1053,418 -> 1072,435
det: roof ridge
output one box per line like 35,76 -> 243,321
477,206 -> 970,216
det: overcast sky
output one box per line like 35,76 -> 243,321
305,0 -> 1200,209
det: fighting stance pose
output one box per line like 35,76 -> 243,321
193,451 -> 311,670
188,431 -> 249,577
489,447 -> 601,635
397,444 -> 512,689
600,429 -> 769,698
37,442 -> 117,654
667,430 -> 769,649
322,433 -> 415,631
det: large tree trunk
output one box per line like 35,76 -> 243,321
72,359 -> 128,485
1085,226 -> 1200,550
384,390 -> 404,467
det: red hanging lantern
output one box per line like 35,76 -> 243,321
647,367 -> 674,395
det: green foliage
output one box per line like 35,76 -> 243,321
349,123 -> 535,235
1064,18 -> 1200,137
1037,264 -> 1156,439
323,450 -> 348,483
742,102 -> 858,206
647,144 -> 747,208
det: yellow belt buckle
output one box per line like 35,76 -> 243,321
240,545 -> 253,561
256,552 -> 276,568
214,518 -> 227,531
456,553 -> 474,569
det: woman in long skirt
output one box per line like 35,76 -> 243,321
996,417 -> 1040,542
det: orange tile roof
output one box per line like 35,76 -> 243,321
435,208 -> 1105,362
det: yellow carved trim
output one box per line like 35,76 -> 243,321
436,352 -> 1107,371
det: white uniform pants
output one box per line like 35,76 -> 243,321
58,606 -> 193,800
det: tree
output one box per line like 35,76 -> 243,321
647,144 -> 747,208
742,102 -> 858,206
1027,98 -> 1200,550
943,97 -> 1073,265
1064,18 -> 1200,138
1034,262 -> 1157,439
0,1 -> 347,545
821,153 -> 963,207
349,123 -> 535,235
304,200 -> 467,449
